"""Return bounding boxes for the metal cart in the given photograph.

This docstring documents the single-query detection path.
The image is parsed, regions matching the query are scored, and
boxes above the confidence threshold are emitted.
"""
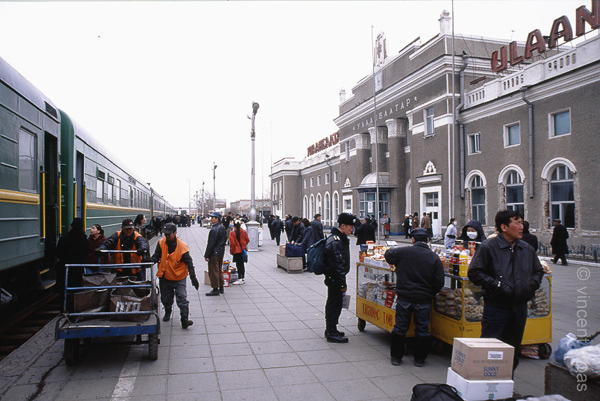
[55,251,160,365]
[355,261,416,336]
[430,273,553,358]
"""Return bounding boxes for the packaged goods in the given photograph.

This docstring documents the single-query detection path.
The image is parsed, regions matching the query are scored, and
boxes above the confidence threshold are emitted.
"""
[451,338,514,380]
[446,367,514,401]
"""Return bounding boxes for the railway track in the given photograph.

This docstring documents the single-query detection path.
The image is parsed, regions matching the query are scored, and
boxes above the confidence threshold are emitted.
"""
[0,294,60,362]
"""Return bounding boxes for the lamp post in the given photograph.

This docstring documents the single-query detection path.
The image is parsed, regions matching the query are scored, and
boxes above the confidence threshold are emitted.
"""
[212,163,217,212]
[201,181,205,218]
[247,102,260,251]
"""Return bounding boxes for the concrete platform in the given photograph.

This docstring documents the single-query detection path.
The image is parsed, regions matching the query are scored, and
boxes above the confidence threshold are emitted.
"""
[1,225,599,400]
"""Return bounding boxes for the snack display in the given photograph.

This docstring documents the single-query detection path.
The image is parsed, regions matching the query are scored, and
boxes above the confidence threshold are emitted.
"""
[528,286,550,317]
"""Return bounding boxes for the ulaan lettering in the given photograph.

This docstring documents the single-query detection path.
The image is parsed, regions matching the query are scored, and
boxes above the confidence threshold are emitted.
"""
[491,1,599,72]
[307,132,340,157]
[353,96,418,131]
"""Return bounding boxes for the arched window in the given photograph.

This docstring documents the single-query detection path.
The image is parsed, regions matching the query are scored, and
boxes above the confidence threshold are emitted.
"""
[505,170,524,214]
[470,175,486,225]
[324,193,330,225]
[303,196,308,218]
[309,195,315,218]
[333,192,339,222]
[550,165,574,228]
[316,194,322,216]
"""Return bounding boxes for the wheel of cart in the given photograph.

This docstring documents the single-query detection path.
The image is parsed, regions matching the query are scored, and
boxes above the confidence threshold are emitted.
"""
[55,251,160,365]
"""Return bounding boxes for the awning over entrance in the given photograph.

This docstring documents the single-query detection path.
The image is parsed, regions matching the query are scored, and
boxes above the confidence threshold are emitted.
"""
[359,172,390,189]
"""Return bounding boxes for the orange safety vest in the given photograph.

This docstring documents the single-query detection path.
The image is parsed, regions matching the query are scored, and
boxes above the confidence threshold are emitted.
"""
[156,237,190,281]
[114,231,142,274]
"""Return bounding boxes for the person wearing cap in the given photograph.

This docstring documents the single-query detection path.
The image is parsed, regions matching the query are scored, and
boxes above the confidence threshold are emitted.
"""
[289,216,305,245]
[323,212,357,343]
[204,212,227,296]
[150,223,198,328]
[98,218,149,280]
[550,218,569,265]
[271,215,284,246]
[384,227,444,367]
[311,213,325,244]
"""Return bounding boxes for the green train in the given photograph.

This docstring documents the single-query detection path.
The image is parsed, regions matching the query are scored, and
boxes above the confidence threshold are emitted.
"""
[0,55,175,300]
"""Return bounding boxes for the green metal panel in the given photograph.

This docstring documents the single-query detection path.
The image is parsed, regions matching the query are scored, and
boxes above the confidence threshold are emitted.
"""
[59,110,75,234]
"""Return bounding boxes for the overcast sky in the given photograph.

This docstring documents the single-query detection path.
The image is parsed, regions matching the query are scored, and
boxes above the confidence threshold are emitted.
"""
[0,0,591,208]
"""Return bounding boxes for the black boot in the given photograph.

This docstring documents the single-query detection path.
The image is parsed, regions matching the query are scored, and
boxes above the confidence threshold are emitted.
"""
[390,333,406,366]
[163,308,172,322]
[325,329,348,343]
[205,288,220,296]
[181,317,194,329]
[413,336,431,367]
[219,285,224,294]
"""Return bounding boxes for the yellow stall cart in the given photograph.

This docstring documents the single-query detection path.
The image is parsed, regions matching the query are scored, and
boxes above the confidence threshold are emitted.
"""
[430,273,553,359]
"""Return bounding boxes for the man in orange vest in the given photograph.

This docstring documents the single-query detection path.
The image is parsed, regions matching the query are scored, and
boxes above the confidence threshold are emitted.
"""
[150,222,199,329]
[98,218,149,280]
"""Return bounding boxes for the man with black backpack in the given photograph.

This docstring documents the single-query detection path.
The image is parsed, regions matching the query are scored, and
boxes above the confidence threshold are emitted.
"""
[323,212,357,343]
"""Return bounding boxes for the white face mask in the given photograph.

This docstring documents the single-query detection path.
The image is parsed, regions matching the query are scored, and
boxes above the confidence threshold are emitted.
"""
[467,231,478,239]
[453,221,457,226]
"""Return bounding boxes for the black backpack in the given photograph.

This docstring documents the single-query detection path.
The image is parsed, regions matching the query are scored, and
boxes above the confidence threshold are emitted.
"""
[410,384,464,401]
[306,237,328,274]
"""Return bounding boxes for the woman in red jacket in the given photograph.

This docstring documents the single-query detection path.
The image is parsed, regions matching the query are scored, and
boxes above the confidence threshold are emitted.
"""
[229,220,250,285]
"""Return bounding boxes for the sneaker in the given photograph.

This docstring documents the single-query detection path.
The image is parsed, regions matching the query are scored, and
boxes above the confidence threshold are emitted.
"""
[391,357,402,366]
[232,280,243,285]
[414,358,425,367]
[162,309,171,322]
[205,288,220,296]
[326,333,349,343]
[219,286,224,294]
[181,319,194,329]
[240,278,245,284]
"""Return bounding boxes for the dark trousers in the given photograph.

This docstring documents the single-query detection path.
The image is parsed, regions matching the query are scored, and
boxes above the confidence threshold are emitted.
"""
[481,303,528,371]
[207,255,224,289]
[392,299,432,361]
[274,231,281,246]
[325,284,344,332]
[553,254,568,264]
[233,253,245,279]
[159,277,189,319]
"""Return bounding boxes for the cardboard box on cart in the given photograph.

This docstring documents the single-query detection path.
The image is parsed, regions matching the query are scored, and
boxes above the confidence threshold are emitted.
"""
[451,338,514,380]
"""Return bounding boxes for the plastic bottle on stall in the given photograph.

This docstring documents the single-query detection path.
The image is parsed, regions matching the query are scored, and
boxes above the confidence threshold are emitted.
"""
[452,247,460,276]
[445,248,451,273]
[459,249,469,277]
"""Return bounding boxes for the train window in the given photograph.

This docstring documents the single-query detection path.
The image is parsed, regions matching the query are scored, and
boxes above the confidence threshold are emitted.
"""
[18,129,37,191]
[96,179,104,202]
[129,186,133,207]
[115,179,121,203]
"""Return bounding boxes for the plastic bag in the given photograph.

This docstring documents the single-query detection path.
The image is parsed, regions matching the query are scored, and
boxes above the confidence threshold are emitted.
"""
[563,344,600,380]
[554,333,587,365]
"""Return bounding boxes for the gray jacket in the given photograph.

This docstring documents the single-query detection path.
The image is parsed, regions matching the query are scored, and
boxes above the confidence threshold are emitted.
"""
[468,233,544,308]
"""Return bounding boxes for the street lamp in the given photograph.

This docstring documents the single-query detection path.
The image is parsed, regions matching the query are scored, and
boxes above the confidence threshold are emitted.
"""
[247,102,260,251]
[213,163,217,212]
[249,102,259,221]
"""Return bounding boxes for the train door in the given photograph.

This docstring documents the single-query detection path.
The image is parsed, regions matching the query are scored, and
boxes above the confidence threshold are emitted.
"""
[43,132,59,261]
[75,152,84,218]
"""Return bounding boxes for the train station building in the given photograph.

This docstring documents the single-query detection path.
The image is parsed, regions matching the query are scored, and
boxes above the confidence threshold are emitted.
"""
[271,7,600,248]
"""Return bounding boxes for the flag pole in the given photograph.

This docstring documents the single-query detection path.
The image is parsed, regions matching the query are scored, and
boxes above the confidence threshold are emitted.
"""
[371,26,381,245]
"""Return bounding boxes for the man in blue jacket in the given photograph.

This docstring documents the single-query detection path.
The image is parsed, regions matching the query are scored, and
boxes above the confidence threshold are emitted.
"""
[204,212,227,296]
[384,228,444,367]
[468,210,544,372]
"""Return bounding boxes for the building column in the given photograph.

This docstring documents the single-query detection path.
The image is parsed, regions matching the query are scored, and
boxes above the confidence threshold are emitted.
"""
[368,126,388,174]
[386,118,406,234]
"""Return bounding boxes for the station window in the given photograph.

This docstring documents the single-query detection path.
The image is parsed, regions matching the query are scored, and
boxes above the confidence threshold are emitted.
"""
[550,165,574,228]
[504,123,521,147]
[470,175,486,225]
[325,173,330,185]
[425,107,435,136]
[468,133,481,154]
[317,175,321,186]
[304,179,307,189]
[18,129,37,192]
[334,171,339,182]
[505,171,524,214]
[310,177,314,187]
[550,110,571,137]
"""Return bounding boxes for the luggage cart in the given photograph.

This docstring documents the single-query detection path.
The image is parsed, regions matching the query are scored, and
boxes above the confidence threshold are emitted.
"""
[55,250,160,365]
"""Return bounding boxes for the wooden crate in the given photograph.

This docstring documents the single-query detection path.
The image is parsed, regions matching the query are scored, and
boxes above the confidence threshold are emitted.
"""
[277,254,304,273]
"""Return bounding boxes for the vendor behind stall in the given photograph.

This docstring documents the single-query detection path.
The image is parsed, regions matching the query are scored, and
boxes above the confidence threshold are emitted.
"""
[458,220,487,246]
[384,228,445,367]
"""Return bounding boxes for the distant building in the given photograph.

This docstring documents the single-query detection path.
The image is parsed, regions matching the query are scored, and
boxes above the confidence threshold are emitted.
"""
[272,7,600,247]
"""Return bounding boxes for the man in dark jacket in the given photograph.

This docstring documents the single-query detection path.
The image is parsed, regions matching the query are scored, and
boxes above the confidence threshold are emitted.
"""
[271,215,284,246]
[355,217,376,245]
[323,213,357,343]
[56,218,89,311]
[384,228,444,367]
[521,220,538,252]
[98,218,149,280]
[550,218,569,265]
[311,214,325,244]
[284,215,294,242]
[289,216,305,244]
[204,212,227,296]
[468,210,544,372]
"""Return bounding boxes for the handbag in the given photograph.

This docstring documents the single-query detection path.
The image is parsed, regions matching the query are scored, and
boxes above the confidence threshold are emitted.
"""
[242,249,248,263]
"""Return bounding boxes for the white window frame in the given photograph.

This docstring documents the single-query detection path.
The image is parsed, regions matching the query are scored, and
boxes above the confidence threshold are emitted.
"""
[303,179,307,189]
[325,173,330,185]
[342,195,353,213]
[504,122,521,148]
[468,132,481,155]
[317,175,321,186]
[333,170,339,183]
[549,109,571,138]
[310,177,314,187]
